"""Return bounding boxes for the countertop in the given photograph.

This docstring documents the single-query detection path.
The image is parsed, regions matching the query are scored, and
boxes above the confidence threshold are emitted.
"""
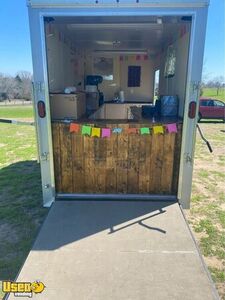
[52,116,182,125]
[103,101,153,104]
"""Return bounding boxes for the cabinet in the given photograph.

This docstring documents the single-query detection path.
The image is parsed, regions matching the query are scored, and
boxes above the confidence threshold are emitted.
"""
[50,93,86,119]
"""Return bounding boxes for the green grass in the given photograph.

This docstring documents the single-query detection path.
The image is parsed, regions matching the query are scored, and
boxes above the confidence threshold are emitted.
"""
[202,88,225,102]
[198,169,210,179]
[209,267,225,283]
[0,106,34,119]
[0,107,48,299]
[190,122,225,298]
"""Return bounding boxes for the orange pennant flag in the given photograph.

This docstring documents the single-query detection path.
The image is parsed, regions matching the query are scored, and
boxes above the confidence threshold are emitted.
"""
[70,123,80,133]
[127,128,138,134]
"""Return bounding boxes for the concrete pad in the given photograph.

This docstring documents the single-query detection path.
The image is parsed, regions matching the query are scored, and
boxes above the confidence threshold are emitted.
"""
[7,201,218,300]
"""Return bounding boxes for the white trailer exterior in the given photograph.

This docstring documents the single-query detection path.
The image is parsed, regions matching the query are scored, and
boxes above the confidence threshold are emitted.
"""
[27,0,209,208]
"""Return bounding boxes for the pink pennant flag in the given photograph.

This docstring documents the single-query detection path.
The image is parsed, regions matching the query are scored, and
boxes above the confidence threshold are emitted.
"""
[166,123,177,133]
[136,55,141,61]
[102,128,111,138]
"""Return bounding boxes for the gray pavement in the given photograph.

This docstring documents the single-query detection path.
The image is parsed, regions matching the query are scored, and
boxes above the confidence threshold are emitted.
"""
[7,201,219,300]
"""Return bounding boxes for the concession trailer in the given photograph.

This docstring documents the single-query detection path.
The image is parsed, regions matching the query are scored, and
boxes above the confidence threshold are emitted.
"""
[6,1,221,300]
[28,0,209,209]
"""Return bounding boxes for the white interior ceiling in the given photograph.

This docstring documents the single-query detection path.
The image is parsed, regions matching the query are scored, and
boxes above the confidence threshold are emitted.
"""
[49,16,191,54]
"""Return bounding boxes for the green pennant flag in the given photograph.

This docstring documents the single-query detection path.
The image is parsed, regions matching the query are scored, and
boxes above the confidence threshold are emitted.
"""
[82,125,91,136]
[140,127,150,135]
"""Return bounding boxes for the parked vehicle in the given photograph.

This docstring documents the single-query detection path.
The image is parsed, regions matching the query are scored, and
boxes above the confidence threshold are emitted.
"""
[199,98,225,121]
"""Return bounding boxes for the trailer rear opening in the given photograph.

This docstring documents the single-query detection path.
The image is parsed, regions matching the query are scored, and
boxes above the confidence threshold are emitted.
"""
[44,15,191,199]
[7,2,218,300]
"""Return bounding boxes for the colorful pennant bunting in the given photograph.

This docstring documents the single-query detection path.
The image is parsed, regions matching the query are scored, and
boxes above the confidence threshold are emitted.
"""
[82,125,91,136]
[166,123,177,133]
[91,127,101,137]
[112,128,123,134]
[70,123,80,133]
[153,126,164,134]
[140,127,150,135]
[102,128,111,138]
[70,124,177,137]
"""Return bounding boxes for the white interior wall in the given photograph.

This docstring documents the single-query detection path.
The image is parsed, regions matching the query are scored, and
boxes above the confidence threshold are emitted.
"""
[46,25,84,92]
[157,32,190,117]
[46,23,189,109]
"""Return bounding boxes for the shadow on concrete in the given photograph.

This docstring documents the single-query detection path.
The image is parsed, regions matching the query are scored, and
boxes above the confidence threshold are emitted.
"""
[0,161,174,251]
[32,200,174,250]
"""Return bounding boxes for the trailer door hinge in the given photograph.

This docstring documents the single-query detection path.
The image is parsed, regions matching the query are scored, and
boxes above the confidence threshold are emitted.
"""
[33,82,45,93]
[40,152,49,161]
[185,153,193,164]
[191,81,200,92]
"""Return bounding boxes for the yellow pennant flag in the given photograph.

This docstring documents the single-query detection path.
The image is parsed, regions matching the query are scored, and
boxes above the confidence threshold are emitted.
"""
[153,125,164,134]
[91,127,101,137]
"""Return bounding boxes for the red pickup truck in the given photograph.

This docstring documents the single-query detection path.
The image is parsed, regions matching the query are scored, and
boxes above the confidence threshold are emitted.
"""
[198,98,225,122]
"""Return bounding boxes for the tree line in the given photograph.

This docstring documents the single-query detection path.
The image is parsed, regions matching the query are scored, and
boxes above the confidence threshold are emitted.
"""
[0,71,32,101]
[201,76,225,95]
[0,71,224,101]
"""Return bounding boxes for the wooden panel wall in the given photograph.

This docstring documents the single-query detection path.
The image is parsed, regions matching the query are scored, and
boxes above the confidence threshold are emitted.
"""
[52,123,182,195]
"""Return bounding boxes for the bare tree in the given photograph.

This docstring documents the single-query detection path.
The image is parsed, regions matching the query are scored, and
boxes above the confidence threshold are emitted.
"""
[0,71,33,101]
[212,76,224,96]
[0,73,19,99]
[16,71,33,100]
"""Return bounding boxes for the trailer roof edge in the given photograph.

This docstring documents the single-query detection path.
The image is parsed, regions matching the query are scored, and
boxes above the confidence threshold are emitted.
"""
[27,1,209,9]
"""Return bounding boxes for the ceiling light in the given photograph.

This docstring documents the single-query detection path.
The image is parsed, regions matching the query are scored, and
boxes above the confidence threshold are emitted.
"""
[157,18,163,24]
[95,41,114,45]
[112,40,121,47]
[93,49,148,55]
[67,23,162,30]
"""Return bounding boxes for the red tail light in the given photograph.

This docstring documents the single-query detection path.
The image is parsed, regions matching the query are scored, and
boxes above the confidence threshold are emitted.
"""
[37,101,46,118]
[188,101,197,119]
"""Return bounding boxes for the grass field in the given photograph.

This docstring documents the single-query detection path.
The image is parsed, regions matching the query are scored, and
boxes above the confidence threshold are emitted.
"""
[0,106,48,299]
[202,87,225,102]
[0,104,224,299]
[0,106,34,119]
[187,121,225,299]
